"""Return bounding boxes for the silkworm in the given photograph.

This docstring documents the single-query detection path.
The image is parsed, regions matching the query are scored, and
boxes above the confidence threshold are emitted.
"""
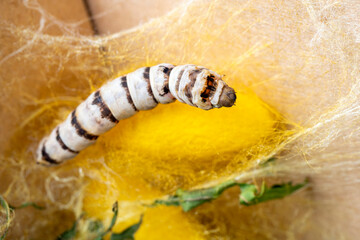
[36,64,236,166]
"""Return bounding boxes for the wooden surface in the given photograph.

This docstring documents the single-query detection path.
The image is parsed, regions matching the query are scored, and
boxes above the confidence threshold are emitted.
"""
[87,0,185,34]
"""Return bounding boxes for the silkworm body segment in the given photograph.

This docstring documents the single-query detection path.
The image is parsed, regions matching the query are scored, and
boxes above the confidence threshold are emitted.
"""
[37,64,236,165]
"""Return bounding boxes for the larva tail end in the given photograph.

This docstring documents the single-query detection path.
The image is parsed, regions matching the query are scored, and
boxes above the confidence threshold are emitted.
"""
[36,139,60,167]
[219,85,236,107]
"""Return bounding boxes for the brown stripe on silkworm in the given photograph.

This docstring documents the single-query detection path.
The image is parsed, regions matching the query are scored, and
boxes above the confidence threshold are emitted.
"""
[55,127,79,154]
[207,74,216,88]
[159,85,170,97]
[200,74,217,101]
[207,75,217,98]
[71,110,99,140]
[159,66,173,96]
[176,69,185,93]
[143,67,158,104]
[163,66,172,75]
[184,68,204,105]
[200,89,210,99]
[120,76,138,112]
[41,144,59,165]
[92,90,119,123]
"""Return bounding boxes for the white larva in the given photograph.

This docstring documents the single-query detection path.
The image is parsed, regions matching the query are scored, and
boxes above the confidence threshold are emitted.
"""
[37,64,236,166]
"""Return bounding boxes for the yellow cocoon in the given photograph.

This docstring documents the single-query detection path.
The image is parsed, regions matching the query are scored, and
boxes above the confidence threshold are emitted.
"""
[105,92,275,161]
[81,90,278,238]
[134,206,205,240]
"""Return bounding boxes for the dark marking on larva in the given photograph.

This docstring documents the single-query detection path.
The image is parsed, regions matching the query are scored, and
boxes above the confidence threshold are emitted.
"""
[200,74,217,102]
[207,75,215,84]
[206,74,217,98]
[208,86,216,91]
[163,67,171,75]
[159,85,170,97]
[92,91,119,123]
[71,110,99,140]
[56,127,79,154]
[184,85,193,104]
[41,144,59,164]
[143,67,158,104]
[143,67,150,79]
[159,66,173,96]
[185,68,204,105]
[200,90,210,98]
[120,76,138,111]
[189,69,203,82]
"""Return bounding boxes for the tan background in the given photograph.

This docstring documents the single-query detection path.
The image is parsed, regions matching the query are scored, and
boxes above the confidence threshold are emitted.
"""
[0,0,359,239]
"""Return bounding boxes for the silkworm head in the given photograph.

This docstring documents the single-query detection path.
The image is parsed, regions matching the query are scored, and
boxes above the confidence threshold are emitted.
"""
[195,69,236,110]
[218,84,236,107]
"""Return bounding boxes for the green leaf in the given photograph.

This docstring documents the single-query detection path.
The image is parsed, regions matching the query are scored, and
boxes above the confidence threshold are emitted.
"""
[108,202,119,232]
[56,202,120,240]
[153,179,308,212]
[0,196,44,240]
[9,202,45,210]
[88,220,104,234]
[238,183,257,204]
[152,196,180,207]
[110,215,143,240]
[239,181,307,206]
[57,215,82,240]
[0,195,11,240]
[94,201,119,240]
[153,180,237,212]
[177,180,237,211]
